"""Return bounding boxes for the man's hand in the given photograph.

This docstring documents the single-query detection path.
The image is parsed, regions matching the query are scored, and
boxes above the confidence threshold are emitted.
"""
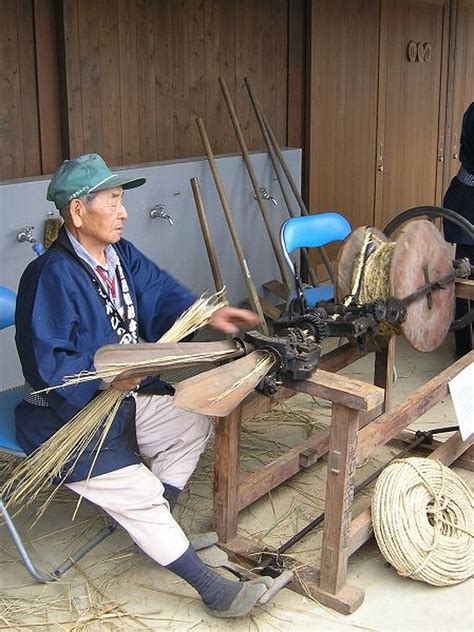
[111,375,142,392]
[208,306,260,335]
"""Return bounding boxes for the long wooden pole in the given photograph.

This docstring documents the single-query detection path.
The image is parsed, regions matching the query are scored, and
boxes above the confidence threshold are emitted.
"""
[196,117,269,335]
[243,76,319,287]
[190,177,225,294]
[244,78,335,285]
[218,77,292,288]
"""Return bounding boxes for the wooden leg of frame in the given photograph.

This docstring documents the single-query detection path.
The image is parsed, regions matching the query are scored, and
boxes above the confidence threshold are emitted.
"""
[213,405,242,542]
[319,404,361,597]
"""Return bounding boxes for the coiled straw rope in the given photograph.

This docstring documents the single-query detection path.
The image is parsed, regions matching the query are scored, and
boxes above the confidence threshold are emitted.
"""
[372,457,473,586]
[348,230,399,335]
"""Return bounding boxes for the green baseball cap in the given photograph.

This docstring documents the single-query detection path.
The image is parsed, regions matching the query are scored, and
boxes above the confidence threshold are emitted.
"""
[47,153,146,210]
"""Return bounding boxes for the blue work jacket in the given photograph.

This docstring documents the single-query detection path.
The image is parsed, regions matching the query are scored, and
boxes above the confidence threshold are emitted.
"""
[14,228,196,482]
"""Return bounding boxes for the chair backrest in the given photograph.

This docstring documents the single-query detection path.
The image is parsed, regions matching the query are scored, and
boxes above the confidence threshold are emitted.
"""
[0,287,16,331]
[280,212,351,272]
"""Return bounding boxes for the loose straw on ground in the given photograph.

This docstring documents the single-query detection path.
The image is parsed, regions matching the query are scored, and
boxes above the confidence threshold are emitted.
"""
[372,457,473,586]
[2,291,228,517]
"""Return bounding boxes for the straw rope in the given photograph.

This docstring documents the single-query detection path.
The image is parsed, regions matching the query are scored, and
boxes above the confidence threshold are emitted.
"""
[348,231,400,335]
[372,457,473,586]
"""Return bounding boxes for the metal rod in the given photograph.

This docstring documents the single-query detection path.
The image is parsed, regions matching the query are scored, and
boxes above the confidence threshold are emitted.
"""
[243,76,319,288]
[190,177,225,294]
[218,77,291,288]
[195,117,269,335]
[250,85,335,285]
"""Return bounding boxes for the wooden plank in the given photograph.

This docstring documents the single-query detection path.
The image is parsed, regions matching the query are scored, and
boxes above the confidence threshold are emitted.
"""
[238,401,377,510]
[239,427,331,510]
[235,0,259,148]
[428,430,474,465]
[172,0,190,159]
[454,445,474,471]
[287,369,384,412]
[213,405,242,542]
[98,0,122,166]
[118,0,139,164]
[319,405,359,593]
[154,0,174,160]
[136,0,156,162]
[203,0,236,154]
[78,0,103,154]
[222,534,364,614]
[0,0,23,179]
[287,0,306,148]
[393,431,474,471]
[188,0,206,157]
[33,0,62,174]
[257,296,282,321]
[356,350,474,464]
[63,0,84,156]
[263,279,289,300]
[16,0,41,175]
[309,0,379,238]
[455,279,474,300]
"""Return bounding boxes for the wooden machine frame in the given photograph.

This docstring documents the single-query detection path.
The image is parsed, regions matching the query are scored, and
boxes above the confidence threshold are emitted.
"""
[211,279,474,614]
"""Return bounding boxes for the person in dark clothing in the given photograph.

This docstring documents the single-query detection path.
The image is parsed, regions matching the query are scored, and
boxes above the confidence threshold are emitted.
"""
[14,153,272,617]
[443,102,474,357]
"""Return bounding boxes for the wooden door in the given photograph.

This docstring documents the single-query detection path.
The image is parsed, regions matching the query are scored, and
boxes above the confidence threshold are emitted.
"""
[374,0,449,229]
[444,0,474,190]
[307,0,380,233]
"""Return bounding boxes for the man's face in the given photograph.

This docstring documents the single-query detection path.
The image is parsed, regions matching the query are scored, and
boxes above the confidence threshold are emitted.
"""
[74,187,128,248]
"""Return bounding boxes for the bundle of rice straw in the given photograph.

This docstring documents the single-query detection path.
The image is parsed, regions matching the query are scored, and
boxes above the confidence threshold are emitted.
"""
[3,291,227,517]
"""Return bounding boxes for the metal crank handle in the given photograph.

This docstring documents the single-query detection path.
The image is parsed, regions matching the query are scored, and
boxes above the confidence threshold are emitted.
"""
[258,569,293,604]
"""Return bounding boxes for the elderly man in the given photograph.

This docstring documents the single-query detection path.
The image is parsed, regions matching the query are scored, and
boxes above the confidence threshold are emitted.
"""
[15,154,270,617]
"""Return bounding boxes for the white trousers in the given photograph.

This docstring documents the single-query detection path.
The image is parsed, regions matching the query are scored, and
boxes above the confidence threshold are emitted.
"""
[67,394,212,565]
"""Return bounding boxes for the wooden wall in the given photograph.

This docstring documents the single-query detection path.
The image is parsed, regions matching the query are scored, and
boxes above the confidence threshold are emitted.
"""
[307,0,474,239]
[0,0,306,180]
[0,0,42,180]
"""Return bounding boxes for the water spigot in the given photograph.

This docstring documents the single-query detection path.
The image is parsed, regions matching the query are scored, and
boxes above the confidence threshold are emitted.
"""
[258,188,277,206]
[149,204,174,225]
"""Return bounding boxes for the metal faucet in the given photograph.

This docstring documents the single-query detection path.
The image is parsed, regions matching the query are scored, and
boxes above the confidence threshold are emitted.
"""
[149,204,174,225]
[258,187,277,206]
[16,226,45,256]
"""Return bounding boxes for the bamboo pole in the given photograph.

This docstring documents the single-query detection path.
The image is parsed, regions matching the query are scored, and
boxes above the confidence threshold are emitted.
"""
[243,76,319,288]
[243,77,335,285]
[190,177,225,294]
[218,76,292,288]
[196,117,269,335]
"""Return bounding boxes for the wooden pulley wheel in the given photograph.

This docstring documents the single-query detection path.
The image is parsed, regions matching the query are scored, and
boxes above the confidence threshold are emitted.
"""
[335,220,455,352]
[390,220,454,352]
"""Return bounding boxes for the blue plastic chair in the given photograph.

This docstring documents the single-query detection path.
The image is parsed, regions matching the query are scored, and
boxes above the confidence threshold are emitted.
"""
[280,212,351,307]
[0,286,115,582]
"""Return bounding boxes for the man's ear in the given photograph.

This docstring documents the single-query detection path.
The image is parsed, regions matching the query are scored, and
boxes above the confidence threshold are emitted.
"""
[69,198,86,229]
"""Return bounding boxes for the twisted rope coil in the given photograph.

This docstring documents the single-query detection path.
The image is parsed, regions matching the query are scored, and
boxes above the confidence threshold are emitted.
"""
[372,457,473,586]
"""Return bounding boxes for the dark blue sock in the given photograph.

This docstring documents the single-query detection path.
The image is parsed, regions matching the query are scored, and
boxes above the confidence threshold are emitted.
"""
[162,483,181,512]
[166,545,242,611]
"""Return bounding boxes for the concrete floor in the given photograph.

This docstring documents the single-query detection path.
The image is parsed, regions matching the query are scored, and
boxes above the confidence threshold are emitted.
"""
[0,336,472,631]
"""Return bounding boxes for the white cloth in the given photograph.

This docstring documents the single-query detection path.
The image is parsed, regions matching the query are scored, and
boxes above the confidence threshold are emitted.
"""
[67,394,212,565]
